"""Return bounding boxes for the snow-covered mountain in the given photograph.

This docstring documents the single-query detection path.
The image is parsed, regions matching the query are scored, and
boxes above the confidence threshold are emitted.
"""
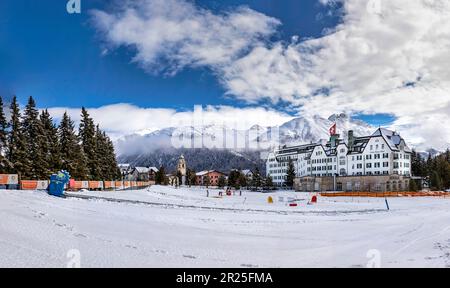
[260,113,373,147]
[115,113,374,172]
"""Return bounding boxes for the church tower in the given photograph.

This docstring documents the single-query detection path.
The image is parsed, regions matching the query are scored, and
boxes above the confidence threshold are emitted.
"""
[177,155,187,185]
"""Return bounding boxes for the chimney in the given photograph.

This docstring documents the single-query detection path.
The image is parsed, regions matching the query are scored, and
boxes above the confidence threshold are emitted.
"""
[348,130,354,151]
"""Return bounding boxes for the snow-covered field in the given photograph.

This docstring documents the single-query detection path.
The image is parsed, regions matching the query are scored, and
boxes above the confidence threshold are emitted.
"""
[1,186,450,268]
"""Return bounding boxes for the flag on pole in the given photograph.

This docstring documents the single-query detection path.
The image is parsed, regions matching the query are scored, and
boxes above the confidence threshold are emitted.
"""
[329,123,336,136]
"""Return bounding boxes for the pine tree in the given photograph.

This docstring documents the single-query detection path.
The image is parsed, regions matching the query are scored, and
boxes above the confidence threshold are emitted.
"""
[218,175,226,188]
[59,112,88,179]
[285,159,296,188]
[203,175,211,188]
[251,166,262,189]
[265,175,274,188]
[430,171,443,191]
[435,155,450,190]
[40,109,61,174]
[93,126,121,181]
[0,96,10,172]
[409,179,419,192]
[22,96,48,179]
[105,132,121,180]
[95,125,108,180]
[155,166,167,185]
[227,170,240,188]
[79,108,98,180]
[412,150,427,177]
[238,172,247,189]
[7,96,30,177]
[186,168,196,187]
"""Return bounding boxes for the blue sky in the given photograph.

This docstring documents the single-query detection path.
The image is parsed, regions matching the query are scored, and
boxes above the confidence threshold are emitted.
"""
[0,0,340,110]
[1,0,449,150]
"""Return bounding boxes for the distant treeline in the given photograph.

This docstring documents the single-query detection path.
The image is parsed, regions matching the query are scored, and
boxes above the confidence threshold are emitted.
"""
[411,149,450,190]
[0,96,121,180]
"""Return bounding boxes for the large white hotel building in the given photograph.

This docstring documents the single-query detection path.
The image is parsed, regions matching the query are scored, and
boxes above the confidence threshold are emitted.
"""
[266,128,412,187]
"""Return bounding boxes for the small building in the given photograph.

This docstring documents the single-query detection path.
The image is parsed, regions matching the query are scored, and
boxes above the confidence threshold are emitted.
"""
[118,163,131,175]
[148,167,159,181]
[119,164,134,180]
[195,170,226,186]
[130,167,151,181]
[167,174,179,187]
[242,169,254,182]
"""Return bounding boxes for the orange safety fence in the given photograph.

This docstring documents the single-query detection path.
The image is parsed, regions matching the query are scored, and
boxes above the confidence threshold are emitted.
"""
[9,179,153,191]
[320,191,450,198]
[104,181,115,189]
[70,181,86,190]
[0,174,19,185]
[88,181,103,189]
[21,180,38,190]
[20,180,48,190]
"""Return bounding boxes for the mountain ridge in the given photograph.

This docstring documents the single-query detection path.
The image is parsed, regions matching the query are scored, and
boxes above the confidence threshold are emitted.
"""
[116,113,375,173]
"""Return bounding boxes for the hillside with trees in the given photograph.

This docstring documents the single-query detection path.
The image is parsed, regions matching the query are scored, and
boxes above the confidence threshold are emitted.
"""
[411,149,450,190]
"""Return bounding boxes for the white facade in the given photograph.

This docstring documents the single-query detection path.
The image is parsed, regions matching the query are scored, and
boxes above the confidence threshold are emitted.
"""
[266,128,412,187]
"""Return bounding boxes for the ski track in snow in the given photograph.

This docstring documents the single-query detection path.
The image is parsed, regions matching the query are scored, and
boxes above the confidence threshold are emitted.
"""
[1,186,450,268]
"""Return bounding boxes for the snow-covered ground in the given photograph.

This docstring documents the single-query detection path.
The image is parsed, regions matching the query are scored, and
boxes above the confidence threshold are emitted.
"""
[1,186,450,268]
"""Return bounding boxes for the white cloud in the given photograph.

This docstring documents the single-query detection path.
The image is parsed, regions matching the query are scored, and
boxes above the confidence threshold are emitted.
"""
[91,0,450,150]
[91,0,280,75]
[46,103,293,140]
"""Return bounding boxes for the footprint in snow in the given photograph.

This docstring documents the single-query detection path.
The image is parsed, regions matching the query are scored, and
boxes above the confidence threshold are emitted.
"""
[183,255,197,259]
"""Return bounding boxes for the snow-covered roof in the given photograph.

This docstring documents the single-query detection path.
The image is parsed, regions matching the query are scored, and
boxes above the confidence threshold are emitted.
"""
[148,167,159,173]
[273,128,412,159]
[134,167,150,173]
[242,169,253,176]
[196,170,224,176]
[196,170,211,176]
[372,128,411,152]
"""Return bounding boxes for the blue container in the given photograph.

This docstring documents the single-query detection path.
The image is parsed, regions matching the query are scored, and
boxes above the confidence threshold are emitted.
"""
[48,170,70,197]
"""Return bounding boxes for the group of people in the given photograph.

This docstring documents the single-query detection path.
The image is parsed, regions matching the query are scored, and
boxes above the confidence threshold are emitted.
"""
[208,188,242,197]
